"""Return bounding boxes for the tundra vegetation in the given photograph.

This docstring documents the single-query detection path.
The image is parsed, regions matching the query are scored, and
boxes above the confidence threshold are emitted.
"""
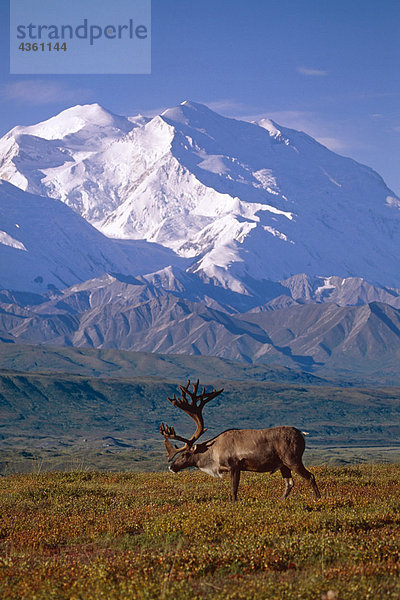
[1,352,399,598]
[0,465,399,600]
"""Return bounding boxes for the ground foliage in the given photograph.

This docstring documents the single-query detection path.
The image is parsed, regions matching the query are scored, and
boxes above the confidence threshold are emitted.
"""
[0,465,399,599]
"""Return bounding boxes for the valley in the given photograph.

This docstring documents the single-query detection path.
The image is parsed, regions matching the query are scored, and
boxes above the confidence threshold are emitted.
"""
[0,343,399,474]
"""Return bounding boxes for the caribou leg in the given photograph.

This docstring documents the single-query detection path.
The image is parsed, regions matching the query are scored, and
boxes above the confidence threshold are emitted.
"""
[230,468,241,502]
[291,462,321,499]
[280,466,294,499]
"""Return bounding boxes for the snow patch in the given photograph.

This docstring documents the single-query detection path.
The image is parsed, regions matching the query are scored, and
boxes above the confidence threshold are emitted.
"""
[315,277,336,295]
[320,167,342,187]
[253,169,280,195]
[198,155,228,174]
[263,225,293,243]
[257,118,281,137]
[0,229,27,251]
[386,195,400,209]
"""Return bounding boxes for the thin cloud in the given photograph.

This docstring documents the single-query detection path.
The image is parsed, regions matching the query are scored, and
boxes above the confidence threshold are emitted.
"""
[269,112,347,152]
[202,99,247,114]
[3,80,91,105]
[128,98,247,118]
[315,136,347,151]
[241,109,315,130]
[128,103,176,117]
[239,109,348,153]
[259,110,315,127]
[137,105,168,117]
[297,66,327,76]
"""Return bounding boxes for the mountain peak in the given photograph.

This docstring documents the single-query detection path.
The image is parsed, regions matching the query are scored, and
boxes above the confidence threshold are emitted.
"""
[161,100,225,127]
[13,103,133,141]
[180,100,210,111]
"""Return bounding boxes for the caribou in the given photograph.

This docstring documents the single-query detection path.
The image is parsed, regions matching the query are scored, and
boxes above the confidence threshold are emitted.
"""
[160,379,321,501]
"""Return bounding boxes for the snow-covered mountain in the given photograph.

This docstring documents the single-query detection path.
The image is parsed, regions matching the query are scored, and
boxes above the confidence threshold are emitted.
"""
[1,101,399,293]
[0,180,184,292]
[1,99,400,379]
[0,104,148,222]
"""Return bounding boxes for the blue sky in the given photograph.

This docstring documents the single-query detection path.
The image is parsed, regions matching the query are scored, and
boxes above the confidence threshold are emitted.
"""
[1,0,399,194]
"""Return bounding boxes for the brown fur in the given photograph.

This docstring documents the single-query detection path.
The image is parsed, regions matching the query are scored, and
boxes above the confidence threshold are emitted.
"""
[169,426,321,501]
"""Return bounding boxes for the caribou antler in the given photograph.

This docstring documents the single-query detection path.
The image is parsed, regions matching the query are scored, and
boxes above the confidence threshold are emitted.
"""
[159,423,190,445]
[160,379,223,461]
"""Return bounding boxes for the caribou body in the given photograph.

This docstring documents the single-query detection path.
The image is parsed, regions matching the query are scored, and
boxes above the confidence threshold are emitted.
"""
[160,380,321,501]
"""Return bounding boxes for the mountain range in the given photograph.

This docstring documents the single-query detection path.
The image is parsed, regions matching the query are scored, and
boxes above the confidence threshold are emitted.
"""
[1,274,400,381]
[0,101,399,381]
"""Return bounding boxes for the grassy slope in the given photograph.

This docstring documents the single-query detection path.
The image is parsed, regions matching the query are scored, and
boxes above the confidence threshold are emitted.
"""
[2,339,400,386]
[0,467,399,600]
